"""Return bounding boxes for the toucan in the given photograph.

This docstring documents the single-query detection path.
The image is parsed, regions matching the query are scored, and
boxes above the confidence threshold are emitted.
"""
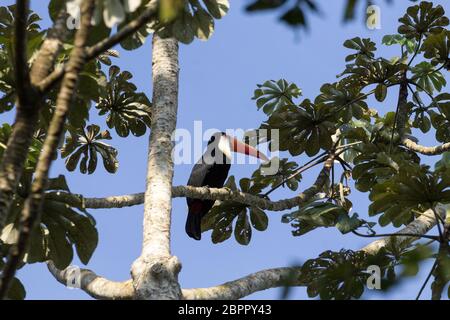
[186,132,268,240]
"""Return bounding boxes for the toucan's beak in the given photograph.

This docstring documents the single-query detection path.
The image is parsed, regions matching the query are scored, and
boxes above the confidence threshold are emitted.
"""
[228,135,269,162]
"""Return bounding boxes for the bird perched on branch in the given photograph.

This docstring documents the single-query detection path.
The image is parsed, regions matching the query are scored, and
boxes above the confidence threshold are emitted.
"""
[186,132,268,240]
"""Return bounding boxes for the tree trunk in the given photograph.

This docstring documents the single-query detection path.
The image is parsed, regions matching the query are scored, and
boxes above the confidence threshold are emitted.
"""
[131,34,182,300]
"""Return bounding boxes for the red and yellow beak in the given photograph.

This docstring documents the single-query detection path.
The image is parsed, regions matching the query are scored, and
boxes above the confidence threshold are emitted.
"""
[228,135,269,162]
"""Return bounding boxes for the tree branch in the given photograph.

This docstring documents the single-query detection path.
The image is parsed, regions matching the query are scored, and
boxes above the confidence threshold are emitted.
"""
[47,262,134,300]
[13,0,33,108]
[37,0,159,93]
[401,138,450,156]
[0,0,36,233]
[130,34,182,300]
[0,6,69,233]
[361,207,442,255]
[30,9,69,84]
[46,160,331,212]
[0,0,96,299]
[182,267,302,300]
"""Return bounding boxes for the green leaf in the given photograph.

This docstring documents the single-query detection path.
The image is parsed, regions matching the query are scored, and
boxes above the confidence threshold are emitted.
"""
[382,34,416,54]
[249,207,268,231]
[193,8,214,40]
[335,212,364,234]
[45,220,74,269]
[343,37,376,62]
[411,61,446,94]
[97,65,152,138]
[398,2,449,40]
[172,11,195,44]
[62,125,119,174]
[282,202,347,236]
[234,210,251,245]
[60,210,98,265]
[375,83,387,102]
[252,79,302,116]
[203,0,229,19]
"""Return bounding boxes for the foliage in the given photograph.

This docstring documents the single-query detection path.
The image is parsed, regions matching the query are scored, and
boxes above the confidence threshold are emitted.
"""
[299,249,395,300]
[96,65,152,137]
[0,0,450,301]
[197,1,450,300]
[61,124,119,174]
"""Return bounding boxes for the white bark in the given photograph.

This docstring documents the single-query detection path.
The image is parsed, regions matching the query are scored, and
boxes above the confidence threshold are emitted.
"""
[182,267,302,300]
[47,262,134,300]
[48,170,330,211]
[130,34,182,300]
[361,207,442,254]
[401,138,450,156]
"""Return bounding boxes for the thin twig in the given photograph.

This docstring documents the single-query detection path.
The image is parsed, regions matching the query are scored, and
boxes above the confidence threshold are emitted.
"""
[263,151,328,197]
[352,229,439,241]
[415,259,438,300]
[407,35,422,68]
[432,208,444,241]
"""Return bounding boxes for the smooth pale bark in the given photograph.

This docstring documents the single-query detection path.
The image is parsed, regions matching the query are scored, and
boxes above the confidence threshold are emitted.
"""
[47,262,134,300]
[182,267,302,300]
[131,34,182,300]
[361,207,441,254]
[45,166,330,211]
[401,138,450,156]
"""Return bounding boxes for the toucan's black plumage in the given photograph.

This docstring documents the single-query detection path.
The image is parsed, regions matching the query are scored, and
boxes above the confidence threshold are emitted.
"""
[186,133,230,240]
[185,132,268,240]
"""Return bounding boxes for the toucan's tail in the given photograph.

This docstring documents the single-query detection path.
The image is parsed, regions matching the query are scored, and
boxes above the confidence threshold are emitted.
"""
[185,211,202,240]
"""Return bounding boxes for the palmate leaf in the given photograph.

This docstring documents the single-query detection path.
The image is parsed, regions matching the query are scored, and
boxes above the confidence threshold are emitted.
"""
[339,56,406,89]
[62,124,119,174]
[398,2,449,40]
[250,158,302,192]
[63,0,143,29]
[429,93,450,143]
[315,83,368,122]
[382,34,416,54]
[0,124,43,171]
[411,105,432,134]
[263,99,336,157]
[156,0,229,44]
[435,152,450,172]
[343,37,376,62]
[0,5,43,113]
[299,249,395,300]
[352,144,420,192]
[252,79,302,116]
[2,175,98,270]
[97,65,152,137]
[421,30,450,69]
[282,201,365,236]
[369,166,450,227]
[0,5,41,39]
[202,176,269,245]
[411,61,446,94]
[245,0,318,29]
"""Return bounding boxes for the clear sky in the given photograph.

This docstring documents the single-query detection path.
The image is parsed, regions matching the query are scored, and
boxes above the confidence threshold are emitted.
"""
[2,0,449,299]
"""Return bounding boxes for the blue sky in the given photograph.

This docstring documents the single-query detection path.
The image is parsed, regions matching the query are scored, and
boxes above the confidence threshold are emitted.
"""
[2,0,449,299]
